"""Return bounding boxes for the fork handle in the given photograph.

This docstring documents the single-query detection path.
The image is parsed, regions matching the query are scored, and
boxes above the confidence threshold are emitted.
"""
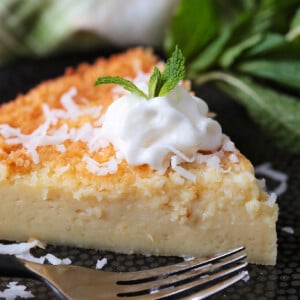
[0,254,37,279]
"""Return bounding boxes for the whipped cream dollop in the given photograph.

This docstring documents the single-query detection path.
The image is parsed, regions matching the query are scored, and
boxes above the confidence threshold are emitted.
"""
[101,85,222,171]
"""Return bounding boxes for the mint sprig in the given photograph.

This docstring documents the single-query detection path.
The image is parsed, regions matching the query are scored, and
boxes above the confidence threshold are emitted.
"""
[94,46,185,99]
[94,76,148,99]
[152,45,185,97]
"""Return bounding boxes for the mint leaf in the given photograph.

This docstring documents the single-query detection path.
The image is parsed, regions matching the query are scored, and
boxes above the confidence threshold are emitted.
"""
[147,46,185,98]
[94,76,148,99]
[148,66,162,98]
[159,46,185,96]
[95,47,185,99]
[148,46,185,98]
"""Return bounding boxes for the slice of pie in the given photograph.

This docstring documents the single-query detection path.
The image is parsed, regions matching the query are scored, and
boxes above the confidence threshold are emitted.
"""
[0,48,278,265]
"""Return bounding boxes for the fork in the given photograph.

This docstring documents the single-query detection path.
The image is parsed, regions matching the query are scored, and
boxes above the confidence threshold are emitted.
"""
[0,246,248,300]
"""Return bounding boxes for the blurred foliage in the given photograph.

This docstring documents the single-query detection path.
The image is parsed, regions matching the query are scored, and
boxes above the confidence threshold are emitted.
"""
[165,0,300,153]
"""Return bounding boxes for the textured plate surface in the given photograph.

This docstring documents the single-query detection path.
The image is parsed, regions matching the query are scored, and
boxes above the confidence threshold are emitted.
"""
[0,50,299,299]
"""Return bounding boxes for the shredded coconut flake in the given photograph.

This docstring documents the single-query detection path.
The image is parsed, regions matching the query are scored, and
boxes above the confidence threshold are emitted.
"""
[170,155,196,183]
[255,162,288,196]
[241,270,250,282]
[149,286,160,295]
[86,128,110,152]
[255,162,288,182]
[222,137,236,152]
[257,178,266,189]
[0,282,34,300]
[83,155,118,176]
[0,240,43,255]
[196,152,223,171]
[43,254,72,265]
[206,156,221,169]
[229,153,239,163]
[281,226,295,235]
[95,258,108,269]
[56,144,66,153]
[266,193,277,207]
[183,256,195,262]
[57,164,70,173]
[172,164,196,183]
[0,87,104,164]
[167,146,195,163]
[50,87,102,121]
[0,241,71,265]
[166,136,238,181]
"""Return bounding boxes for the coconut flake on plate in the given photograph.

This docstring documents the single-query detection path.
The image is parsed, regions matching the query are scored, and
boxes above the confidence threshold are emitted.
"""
[0,240,71,265]
[255,162,288,196]
[0,281,34,300]
[281,226,295,235]
[95,258,108,269]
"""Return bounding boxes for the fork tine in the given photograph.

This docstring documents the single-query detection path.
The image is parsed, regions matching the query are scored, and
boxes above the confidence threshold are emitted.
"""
[120,261,248,299]
[181,270,249,300]
[117,246,246,283]
[117,250,247,294]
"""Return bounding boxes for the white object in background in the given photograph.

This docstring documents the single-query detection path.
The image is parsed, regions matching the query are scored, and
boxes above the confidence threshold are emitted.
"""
[76,0,180,46]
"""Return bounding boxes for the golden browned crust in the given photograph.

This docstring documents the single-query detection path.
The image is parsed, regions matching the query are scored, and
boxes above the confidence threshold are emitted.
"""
[0,48,158,179]
[0,47,249,185]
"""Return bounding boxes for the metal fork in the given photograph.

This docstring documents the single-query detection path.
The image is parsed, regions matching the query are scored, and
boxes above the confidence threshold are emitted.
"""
[0,246,248,299]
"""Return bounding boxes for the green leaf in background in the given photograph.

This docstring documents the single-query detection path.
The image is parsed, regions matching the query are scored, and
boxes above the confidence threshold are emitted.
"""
[219,2,275,48]
[164,0,219,61]
[287,8,300,40]
[197,72,300,153]
[212,0,299,58]
[213,0,256,24]
[0,0,50,62]
[219,33,263,68]
[250,0,299,34]
[166,0,300,153]
[237,33,300,61]
[187,11,253,75]
[219,76,300,153]
[242,33,286,57]
[188,26,233,75]
[214,0,298,65]
[238,60,300,90]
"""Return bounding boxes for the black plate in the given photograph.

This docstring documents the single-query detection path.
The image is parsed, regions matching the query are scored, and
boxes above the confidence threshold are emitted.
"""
[0,50,299,299]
